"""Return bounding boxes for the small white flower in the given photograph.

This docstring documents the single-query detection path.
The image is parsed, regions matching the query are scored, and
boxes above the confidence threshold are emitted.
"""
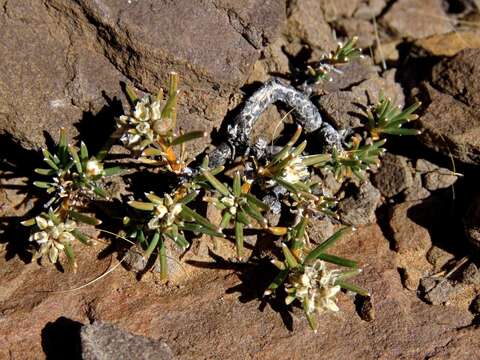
[154,204,168,219]
[29,216,78,264]
[220,196,235,208]
[151,101,162,120]
[133,99,150,121]
[285,260,341,316]
[135,122,151,134]
[35,216,49,230]
[281,158,309,184]
[86,159,104,177]
[30,231,49,244]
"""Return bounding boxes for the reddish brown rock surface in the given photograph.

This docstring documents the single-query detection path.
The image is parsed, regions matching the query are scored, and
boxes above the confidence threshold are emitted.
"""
[0,225,477,359]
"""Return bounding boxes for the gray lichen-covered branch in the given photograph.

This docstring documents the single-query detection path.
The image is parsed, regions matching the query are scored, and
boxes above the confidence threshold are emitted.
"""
[207,78,344,169]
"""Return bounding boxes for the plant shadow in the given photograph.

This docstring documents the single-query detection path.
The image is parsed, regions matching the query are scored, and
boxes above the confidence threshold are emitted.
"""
[186,248,294,331]
[0,92,126,263]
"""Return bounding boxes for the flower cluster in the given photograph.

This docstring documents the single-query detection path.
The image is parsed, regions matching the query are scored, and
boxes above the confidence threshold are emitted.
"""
[117,96,167,151]
[26,213,77,265]
[285,260,341,315]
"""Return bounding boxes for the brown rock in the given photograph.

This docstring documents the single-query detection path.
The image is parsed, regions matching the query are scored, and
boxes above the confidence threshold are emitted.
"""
[0,0,286,154]
[382,0,452,39]
[415,159,459,191]
[338,181,381,226]
[389,202,432,256]
[286,0,336,51]
[354,0,388,19]
[334,18,375,48]
[389,201,433,289]
[460,263,480,285]
[320,0,361,21]
[424,171,459,191]
[0,225,475,359]
[426,325,480,359]
[420,277,455,305]
[431,49,480,108]
[403,173,431,201]
[317,69,404,129]
[418,84,480,164]
[415,31,480,57]
[426,246,455,271]
[372,153,413,198]
[374,40,401,64]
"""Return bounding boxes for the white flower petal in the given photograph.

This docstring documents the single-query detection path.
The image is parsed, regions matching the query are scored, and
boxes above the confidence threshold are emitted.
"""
[35,216,49,230]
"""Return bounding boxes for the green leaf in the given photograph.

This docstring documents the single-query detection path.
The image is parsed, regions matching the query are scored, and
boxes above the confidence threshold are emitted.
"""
[178,223,225,238]
[137,230,147,247]
[244,193,268,211]
[125,84,139,105]
[160,72,178,127]
[103,166,123,176]
[236,210,250,226]
[80,141,89,162]
[92,185,108,198]
[272,125,302,163]
[241,203,266,226]
[158,237,168,280]
[180,205,217,231]
[233,172,241,197]
[63,242,77,272]
[33,181,52,189]
[164,228,189,250]
[381,128,421,136]
[34,168,56,176]
[20,218,36,226]
[219,212,232,230]
[264,269,289,296]
[336,269,362,282]
[336,280,370,296]
[291,140,307,158]
[71,229,92,245]
[58,128,68,163]
[303,299,317,332]
[68,146,83,174]
[128,201,155,211]
[304,227,353,263]
[202,170,230,197]
[180,191,198,205]
[144,192,163,205]
[281,243,299,268]
[316,253,358,268]
[43,157,59,171]
[144,232,160,260]
[69,211,102,225]
[235,219,244,258]
[170,131,206,146]
[303,154,330,167]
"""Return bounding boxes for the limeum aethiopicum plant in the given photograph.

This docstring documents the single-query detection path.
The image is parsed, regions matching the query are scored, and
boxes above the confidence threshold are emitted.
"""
[21,38,421,331]
[21,128,122,271]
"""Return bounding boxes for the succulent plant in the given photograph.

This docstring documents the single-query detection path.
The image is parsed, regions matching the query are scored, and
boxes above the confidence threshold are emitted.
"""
[33,129,121,208]
[21,209,96,271]
[128,188,223,279]
[306,37,364,83]
[118,72,206,174]
[265,227,368,332]
[201,169,268,258]
[18,37,423,332]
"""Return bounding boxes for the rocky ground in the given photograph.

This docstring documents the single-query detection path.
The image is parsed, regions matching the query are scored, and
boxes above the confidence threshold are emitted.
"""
[1,0,480,359]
